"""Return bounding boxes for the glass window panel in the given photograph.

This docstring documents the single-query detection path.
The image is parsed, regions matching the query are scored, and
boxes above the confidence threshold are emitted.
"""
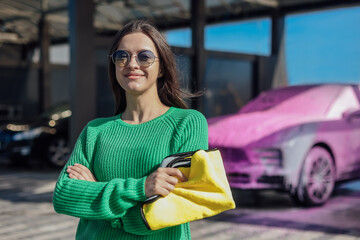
[175,55,191,91]
[205,19,270,55]
[204,57,252,117]
[96,65,114,117]
[164,28,192,48]
[50,44,69,65]
[51,67,70,104]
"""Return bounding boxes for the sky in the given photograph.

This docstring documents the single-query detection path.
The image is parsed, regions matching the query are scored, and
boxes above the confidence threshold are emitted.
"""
[285,6,360,85]
[165,5,360,86]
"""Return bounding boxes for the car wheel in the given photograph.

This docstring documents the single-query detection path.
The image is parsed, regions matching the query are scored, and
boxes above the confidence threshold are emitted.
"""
[293,146,335,207]
[47,138,70,167]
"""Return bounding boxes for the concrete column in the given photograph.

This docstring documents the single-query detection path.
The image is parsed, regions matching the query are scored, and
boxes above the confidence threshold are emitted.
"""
[191,0,206,111]
[38,14,51,112]
[271,11,288,88]
[68,0,96,146]
[252,57,259,98]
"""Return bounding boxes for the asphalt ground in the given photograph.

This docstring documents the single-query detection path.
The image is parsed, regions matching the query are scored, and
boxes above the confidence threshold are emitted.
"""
[0,157,359,240]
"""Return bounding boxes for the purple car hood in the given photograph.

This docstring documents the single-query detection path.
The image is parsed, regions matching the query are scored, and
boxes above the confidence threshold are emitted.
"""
[208,111,323,147]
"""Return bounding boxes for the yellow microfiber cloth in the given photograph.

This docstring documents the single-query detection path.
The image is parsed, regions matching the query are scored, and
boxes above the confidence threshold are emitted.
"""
[141,149,236,230]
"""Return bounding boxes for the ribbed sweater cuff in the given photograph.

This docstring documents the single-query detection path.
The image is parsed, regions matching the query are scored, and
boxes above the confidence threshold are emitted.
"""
[129,176,147,202]
[121,205,152,235]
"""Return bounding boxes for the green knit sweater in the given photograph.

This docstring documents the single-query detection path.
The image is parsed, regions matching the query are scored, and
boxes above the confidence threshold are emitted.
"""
[53,107,208,240]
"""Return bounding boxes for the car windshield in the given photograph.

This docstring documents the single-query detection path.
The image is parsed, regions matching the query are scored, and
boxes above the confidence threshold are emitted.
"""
[239,85,343,115]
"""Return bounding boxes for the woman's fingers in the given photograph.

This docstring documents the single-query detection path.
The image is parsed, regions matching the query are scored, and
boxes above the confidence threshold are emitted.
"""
[145,167,187,197]
[67,165,91,181]
[74,164,96,181]
[66,164,97,182]
[67,167,85,180]
[166,168,188,182]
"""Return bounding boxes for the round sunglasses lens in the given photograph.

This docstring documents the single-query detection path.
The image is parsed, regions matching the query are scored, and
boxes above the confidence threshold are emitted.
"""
[137,51,155,66]
[113,51,128,66]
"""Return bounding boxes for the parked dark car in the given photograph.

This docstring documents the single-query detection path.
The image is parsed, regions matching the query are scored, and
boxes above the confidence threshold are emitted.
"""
[0,103,71,167]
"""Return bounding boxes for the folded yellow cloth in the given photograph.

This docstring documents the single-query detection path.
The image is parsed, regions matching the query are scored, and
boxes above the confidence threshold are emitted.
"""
[141,149,236,230]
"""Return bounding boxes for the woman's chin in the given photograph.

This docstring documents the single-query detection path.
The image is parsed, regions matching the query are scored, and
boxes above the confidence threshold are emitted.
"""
[123,82,157,95]
[121,82,142,92]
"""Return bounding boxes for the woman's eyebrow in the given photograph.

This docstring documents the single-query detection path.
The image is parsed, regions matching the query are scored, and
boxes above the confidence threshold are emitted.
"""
[117,45,153,51]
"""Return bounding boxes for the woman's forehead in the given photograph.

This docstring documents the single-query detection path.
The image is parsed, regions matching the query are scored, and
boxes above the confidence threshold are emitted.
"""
[117,32,157,53]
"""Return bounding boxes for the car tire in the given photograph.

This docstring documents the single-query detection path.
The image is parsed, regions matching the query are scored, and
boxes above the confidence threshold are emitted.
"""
[47,137,70,167]
[292,146,335,207]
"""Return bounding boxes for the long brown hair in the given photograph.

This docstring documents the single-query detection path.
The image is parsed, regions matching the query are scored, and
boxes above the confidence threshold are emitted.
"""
[108,20,190,115]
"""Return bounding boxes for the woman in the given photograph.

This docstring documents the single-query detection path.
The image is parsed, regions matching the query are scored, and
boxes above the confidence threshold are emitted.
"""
[53,20,208,240]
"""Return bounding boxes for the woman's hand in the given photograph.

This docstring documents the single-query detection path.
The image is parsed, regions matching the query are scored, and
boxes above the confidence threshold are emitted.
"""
[145,168,187,197]
[66,163,97,182]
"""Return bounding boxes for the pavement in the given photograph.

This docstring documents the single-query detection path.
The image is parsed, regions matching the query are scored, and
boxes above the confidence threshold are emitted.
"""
[0,158,360,240]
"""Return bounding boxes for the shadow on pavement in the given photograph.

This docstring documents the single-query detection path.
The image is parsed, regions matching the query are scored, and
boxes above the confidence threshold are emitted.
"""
[210,183,360,237]
[0,157,61,203]
[209,210,360,237]
[231,189,295,209]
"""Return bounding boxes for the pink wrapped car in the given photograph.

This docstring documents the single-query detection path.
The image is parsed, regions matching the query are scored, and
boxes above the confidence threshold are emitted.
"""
[208,84,360,206]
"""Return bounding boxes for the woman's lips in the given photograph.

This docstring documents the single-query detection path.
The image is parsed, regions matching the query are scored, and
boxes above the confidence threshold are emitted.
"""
[126,73,143,80]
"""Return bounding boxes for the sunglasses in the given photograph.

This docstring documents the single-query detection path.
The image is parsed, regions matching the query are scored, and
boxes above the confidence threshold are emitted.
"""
[111,50,158,67]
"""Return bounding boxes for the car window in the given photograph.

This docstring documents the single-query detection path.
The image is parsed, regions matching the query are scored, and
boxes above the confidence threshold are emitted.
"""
[327,87,360,118]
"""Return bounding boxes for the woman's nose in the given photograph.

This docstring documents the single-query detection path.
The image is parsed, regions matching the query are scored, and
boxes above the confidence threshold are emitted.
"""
[127,55,139,69]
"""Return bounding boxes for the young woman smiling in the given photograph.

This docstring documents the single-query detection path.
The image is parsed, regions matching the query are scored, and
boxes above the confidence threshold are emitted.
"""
[53,20,208,240]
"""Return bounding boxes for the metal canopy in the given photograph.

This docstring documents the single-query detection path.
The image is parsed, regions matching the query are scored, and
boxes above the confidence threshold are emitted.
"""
[1,0,359,46]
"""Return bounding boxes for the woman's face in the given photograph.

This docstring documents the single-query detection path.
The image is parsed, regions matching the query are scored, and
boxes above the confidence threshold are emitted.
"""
[115,32,161,96]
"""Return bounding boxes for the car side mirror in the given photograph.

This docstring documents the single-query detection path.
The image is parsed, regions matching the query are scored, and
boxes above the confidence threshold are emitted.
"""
[343,109,360,121]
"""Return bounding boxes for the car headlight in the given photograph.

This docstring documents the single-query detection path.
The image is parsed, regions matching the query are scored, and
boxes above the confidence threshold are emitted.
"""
[254,148,282,167]
[13,127,56,141]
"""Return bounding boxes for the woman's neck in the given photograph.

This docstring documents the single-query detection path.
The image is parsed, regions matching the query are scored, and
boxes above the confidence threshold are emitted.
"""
[121,92,170,124]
